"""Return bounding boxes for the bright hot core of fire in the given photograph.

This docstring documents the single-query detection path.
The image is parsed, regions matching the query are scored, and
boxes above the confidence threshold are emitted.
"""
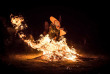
[10,14,79,61]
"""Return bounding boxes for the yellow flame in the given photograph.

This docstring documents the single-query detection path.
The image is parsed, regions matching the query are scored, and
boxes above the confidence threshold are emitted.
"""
[10,14,79,61]
[10,14,27,32]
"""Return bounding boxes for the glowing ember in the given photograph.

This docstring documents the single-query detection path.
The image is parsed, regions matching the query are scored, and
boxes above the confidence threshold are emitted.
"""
[10,14,79,61]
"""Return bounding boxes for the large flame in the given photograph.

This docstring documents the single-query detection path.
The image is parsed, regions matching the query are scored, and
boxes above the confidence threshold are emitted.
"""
[10,14,79,61]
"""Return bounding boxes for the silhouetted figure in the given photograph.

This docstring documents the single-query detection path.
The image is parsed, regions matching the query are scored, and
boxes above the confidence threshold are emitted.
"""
[43,16,66,41]
[43,21,49,35]
[49,22,60,40]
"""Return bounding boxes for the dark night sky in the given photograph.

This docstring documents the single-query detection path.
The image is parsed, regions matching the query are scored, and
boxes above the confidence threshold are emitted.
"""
[0,3,109,55]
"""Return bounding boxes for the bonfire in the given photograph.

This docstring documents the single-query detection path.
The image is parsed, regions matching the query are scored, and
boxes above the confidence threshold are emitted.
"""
[10,14,79,61]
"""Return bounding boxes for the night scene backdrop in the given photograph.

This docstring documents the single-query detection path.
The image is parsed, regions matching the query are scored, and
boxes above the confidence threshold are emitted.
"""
[0,2,109,74]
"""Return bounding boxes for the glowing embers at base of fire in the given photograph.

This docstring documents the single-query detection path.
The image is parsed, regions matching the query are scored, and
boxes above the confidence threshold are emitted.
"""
[10,14,79,61]
[41,50,77,61]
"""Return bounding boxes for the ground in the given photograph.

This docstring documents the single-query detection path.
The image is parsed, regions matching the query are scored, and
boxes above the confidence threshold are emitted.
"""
[0,53,110,74]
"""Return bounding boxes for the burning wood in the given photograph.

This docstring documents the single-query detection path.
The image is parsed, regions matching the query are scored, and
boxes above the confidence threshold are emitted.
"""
[10,14,79,61]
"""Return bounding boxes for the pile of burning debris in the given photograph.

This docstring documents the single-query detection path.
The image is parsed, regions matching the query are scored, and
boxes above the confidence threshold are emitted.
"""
[10,14,81,61]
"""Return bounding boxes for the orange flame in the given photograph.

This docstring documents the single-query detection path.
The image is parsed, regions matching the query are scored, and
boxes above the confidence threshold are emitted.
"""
[10,14,79,61]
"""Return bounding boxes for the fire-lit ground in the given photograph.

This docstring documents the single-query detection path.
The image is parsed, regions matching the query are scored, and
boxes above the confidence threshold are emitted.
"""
[0,53,110,74]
